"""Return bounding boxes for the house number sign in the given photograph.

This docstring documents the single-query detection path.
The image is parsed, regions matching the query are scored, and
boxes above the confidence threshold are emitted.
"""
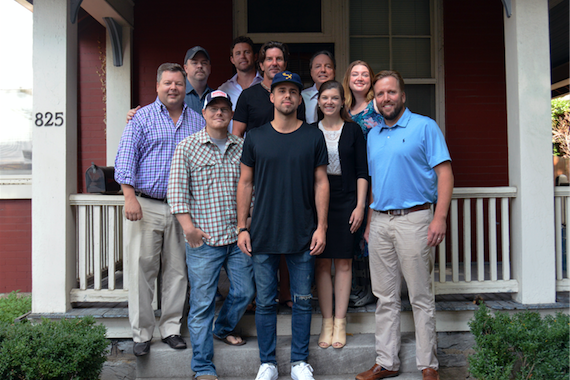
[35,112,64,127]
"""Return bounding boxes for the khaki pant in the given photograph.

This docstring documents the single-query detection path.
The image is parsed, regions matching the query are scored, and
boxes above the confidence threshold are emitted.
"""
[125,196,187,342]
[368,209,438,371]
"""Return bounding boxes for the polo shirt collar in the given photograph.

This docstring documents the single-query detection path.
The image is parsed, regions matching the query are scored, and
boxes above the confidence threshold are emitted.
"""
[379,107,411,130]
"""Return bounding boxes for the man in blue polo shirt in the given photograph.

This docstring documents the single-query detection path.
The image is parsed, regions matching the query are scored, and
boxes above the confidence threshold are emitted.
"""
[356,70,453,380]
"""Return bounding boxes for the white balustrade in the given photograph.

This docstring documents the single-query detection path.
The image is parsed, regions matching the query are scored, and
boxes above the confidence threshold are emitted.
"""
[434,187,519,295]
[554,187,570,291]
[70,187,569,302]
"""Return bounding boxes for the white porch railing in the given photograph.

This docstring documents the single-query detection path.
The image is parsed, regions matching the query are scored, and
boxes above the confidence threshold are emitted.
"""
[70,187,569,303]
[554,187,570,292]
[69,194,128,302]
[434,187,519,294]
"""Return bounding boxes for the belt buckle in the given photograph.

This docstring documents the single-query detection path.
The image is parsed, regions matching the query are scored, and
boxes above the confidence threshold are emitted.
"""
[389,209,405,216]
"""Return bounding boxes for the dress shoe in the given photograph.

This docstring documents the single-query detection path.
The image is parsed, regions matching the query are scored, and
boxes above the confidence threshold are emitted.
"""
[133,340,151,356]
[422,368,439,380]
[355,364,399,380]
[161,334,187,349]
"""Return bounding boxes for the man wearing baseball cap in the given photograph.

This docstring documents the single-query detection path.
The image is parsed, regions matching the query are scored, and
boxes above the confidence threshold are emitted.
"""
[168,90,255,380]
[237,72,329,380]
[126,46,213,121]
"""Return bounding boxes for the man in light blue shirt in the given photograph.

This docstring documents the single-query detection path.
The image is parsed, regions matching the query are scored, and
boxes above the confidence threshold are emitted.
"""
[357,70,453,380]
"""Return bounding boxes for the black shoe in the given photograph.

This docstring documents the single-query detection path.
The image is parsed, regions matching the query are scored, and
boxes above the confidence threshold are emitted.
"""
[133,341,151,356]
[162,334,187,349]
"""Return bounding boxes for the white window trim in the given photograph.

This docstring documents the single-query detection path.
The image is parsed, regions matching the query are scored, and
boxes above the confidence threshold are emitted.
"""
[0,177,32,199]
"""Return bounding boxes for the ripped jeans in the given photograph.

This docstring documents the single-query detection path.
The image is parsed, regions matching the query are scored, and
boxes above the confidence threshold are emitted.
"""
[252,251,315,364]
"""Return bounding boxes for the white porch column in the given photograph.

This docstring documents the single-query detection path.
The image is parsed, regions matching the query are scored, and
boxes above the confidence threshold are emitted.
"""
[504,0,555,304]
[32,0,77,312]
[106,27,132,165]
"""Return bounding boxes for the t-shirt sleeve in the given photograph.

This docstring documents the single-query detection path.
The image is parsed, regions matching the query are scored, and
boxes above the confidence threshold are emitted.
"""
[240,131,255,167]
[425,119,451,168]
[314,130,329,168]
[233,89,249,123]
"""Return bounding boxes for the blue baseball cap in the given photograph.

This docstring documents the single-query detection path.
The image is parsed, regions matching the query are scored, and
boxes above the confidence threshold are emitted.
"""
[184,46,210,63]
[203,90,233,109]
[271,71,303,91]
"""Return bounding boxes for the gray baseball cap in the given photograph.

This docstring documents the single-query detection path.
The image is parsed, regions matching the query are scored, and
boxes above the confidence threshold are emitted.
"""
[184,46,211,63]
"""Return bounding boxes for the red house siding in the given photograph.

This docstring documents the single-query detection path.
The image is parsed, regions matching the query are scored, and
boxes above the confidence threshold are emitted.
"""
[133,0,234,107]
[0,200,32,293]
[443,0,509,187]
[77,12,107,193]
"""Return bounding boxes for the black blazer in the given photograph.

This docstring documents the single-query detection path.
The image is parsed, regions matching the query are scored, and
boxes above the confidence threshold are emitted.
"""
[314,121,369,192]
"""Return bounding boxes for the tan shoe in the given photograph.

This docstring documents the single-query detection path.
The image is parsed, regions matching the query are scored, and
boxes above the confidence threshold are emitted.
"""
[422,368,440,380]
[355,364,398,380]
[332,317,346,348]
[318,317,333,348]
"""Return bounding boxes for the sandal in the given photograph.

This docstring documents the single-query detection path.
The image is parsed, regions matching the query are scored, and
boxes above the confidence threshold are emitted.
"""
[332,317,346,348]
[318,317,333,348]
[213,332,246,346]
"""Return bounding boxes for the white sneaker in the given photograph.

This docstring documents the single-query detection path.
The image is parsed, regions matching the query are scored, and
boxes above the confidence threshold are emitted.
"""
[255,363,278,380]
[291,362,314,380]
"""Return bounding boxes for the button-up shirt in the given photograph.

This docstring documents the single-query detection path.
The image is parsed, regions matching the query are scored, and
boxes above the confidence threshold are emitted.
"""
[218,72,263,111]
[168,128,244,246]
[185,78,213,115]
[301,84,319,124]
[114,97,205,199]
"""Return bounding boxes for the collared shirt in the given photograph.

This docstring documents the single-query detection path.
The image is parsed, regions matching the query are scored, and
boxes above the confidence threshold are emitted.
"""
[168,128,244,246]
[218,72,263,111]
[114,97,205,199]
[185,78,213,115]
[301,84,319,124]
[367,108,451,211]
[218,71,263,134]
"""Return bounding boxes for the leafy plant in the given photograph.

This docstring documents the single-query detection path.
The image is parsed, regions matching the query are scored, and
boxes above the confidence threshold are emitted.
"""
[552,98,570,157]
[0,316,108,379]
[0,291,31,324]
[468,303,569,380]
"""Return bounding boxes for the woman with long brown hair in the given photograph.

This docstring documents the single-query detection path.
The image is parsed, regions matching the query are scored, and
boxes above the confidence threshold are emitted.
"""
[314,80,368,349]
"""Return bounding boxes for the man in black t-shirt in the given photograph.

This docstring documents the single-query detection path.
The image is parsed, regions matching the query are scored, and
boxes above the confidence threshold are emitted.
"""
[237,71,329,380]
[232,41,305,137]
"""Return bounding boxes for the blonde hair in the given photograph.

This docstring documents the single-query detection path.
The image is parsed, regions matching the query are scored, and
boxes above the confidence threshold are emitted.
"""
[342,60,375,109]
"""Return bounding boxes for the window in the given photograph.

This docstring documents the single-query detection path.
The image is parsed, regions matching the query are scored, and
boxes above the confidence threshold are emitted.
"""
[349,0,441,121]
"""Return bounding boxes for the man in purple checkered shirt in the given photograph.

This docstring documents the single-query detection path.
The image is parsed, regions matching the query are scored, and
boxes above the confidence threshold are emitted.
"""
[167,90,255,380]
[114,63,205,357]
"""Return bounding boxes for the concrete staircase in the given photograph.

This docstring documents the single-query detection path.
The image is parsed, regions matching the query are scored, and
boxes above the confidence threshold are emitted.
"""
[135,333,424,380]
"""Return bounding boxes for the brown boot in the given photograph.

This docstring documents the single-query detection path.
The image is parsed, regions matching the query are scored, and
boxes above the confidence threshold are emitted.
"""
[355,364,398,380]
[422,368,440,380]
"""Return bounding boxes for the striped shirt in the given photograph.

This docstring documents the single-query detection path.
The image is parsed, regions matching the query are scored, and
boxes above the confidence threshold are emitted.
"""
[168,128,244,246]
[114,97,205,199]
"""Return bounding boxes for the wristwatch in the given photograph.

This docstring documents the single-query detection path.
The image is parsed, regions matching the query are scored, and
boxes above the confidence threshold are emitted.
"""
[236,227,249,235]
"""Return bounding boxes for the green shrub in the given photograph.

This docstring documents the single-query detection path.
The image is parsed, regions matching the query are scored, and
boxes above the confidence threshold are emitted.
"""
[468,303,569,380]
[0,316,108,380]
[552,98,570,123]
[0,291,32,323]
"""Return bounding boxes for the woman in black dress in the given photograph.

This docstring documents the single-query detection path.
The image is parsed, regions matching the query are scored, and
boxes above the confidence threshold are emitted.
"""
[315,80,368,349]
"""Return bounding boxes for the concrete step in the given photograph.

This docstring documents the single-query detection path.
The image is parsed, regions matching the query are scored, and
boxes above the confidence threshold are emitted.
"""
[143,376,423,380]
[136,333,420,379]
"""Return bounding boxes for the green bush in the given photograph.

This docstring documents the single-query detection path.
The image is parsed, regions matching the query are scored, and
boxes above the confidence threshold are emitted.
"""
[552,98,570,123]
[0,316,108,380]
[468,304,569,380]
[0,291,32,323]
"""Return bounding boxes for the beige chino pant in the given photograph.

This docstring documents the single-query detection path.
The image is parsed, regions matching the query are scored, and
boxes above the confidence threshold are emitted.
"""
[125,196,187,342]
[368,209,438,371]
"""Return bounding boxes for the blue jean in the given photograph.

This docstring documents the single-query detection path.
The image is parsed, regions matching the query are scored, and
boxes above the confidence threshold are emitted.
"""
[252,251,315,364]
[186,242,255,377]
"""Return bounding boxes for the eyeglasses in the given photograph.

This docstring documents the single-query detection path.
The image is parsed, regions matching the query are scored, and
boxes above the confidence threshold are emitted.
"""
[207,107,231,114]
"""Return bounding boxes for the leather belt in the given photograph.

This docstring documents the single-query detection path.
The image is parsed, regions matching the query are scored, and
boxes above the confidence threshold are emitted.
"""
[136,192,167,203]
[379,203,431,216]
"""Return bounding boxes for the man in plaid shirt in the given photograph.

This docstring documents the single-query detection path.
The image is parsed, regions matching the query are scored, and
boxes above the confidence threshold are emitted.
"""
[115,63,205,357]
[168,90,255,380]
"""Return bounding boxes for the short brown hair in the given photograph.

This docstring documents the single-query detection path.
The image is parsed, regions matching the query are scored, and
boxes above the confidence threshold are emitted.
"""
[157,63,186,82]
[372,70,406,93]
[342,60,375,109]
